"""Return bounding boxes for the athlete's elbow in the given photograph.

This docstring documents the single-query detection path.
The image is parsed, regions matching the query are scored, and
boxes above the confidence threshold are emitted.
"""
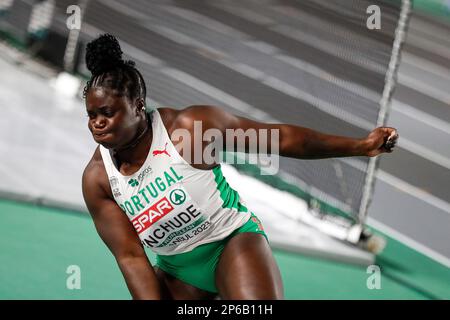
[116,249,146,263]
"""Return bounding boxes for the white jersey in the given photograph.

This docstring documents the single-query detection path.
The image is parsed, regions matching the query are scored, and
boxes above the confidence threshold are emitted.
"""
[99,108,251,255]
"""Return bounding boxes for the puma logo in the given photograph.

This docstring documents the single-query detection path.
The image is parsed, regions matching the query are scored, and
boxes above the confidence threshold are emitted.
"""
[153,142,171,157]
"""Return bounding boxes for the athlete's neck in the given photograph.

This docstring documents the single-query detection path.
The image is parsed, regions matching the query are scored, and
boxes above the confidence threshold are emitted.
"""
[113,120,152,168]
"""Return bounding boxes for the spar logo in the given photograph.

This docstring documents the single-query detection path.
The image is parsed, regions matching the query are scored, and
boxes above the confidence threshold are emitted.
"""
[169,189,186,205]
[132,197,174,234]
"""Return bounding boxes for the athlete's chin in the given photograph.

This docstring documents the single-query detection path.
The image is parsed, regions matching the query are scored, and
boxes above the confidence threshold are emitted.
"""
[98,141,117,149]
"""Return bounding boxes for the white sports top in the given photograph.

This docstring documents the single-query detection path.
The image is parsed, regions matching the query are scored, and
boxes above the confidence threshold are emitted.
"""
[99,108,251,255]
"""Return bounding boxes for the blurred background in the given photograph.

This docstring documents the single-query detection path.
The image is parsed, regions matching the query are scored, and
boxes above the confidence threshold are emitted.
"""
[0,0,449,299]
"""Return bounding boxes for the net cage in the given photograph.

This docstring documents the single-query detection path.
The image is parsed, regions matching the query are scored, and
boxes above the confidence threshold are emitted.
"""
[0,0,412,246]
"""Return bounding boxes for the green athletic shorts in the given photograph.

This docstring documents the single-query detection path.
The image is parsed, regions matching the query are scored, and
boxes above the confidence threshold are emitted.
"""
[155,213,268,293]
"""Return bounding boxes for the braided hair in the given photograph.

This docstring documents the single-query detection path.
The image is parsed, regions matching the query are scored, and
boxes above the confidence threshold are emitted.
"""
[83,34,147,104]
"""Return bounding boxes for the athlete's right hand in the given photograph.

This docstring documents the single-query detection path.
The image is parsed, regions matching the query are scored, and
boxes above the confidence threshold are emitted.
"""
[364,127,399,157]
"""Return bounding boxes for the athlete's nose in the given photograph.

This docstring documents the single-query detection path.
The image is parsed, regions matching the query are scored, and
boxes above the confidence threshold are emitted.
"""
[92,116,106,129]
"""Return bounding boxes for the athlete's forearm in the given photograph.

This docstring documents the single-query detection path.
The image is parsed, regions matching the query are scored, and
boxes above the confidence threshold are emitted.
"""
[279,125,368,159]
[117,256,164,300]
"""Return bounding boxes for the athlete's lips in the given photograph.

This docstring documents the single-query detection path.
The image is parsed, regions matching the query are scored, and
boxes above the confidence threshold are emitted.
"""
[93,131,110,139]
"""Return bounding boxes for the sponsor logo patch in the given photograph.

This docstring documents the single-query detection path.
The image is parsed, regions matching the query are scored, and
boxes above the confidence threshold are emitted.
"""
[132,197,174,234]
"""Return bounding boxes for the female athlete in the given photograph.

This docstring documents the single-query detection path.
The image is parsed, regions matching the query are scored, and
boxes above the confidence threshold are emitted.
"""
[81,34,398,300]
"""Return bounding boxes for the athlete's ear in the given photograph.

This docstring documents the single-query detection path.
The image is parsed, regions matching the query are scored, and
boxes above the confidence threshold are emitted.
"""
[134,98,146,116]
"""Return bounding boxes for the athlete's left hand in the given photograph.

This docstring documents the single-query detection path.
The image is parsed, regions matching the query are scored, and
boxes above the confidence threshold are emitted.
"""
[364,127,399,157]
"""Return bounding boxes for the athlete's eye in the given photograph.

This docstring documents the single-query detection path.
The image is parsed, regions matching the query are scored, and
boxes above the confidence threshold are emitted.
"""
[100,107,115,117]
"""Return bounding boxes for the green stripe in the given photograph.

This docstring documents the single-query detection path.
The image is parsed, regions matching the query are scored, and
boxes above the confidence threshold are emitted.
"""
[212,165,248,212]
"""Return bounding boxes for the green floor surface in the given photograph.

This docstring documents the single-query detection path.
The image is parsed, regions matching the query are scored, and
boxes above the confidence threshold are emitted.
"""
[0,199,448,299]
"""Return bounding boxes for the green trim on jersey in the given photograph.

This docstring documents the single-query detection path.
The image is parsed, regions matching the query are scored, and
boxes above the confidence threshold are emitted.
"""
[213,165,248,213]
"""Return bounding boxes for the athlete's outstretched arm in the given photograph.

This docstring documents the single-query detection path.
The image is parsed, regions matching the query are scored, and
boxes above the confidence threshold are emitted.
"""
[82,160,164,300]
[177,105,398,159]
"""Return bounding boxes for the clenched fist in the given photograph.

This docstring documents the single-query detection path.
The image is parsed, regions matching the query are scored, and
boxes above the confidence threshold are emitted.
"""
[364,127,399,157]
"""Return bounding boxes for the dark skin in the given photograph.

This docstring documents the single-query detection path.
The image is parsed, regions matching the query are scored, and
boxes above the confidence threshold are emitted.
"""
[82,87,398,300]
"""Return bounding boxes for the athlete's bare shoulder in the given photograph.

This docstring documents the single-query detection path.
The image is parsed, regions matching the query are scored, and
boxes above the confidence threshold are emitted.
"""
[156,107,180,134]
[157,106,222,170]
[82,146,112,200]
[83,146,103,177]
[157,105,213,138]
[157,105,219,133]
